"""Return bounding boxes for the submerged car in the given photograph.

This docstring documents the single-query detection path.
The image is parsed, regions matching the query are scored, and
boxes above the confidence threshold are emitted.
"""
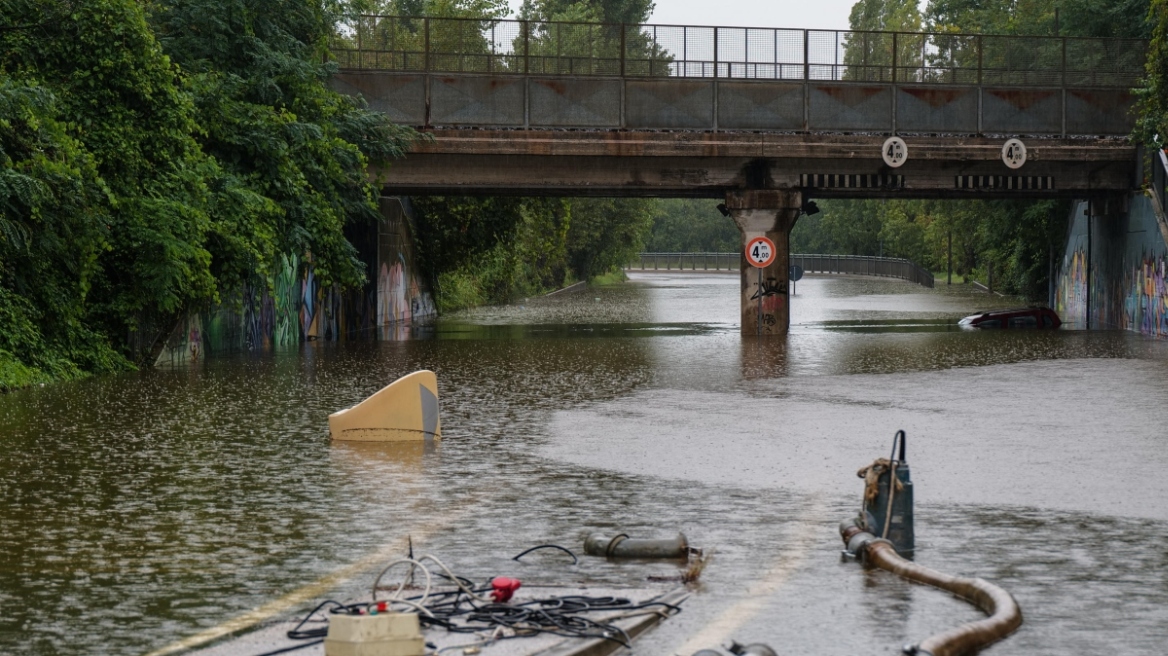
[958,307,1062,329]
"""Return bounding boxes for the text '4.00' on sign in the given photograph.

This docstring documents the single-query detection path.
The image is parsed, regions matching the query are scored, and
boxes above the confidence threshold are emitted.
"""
[746,236,777,268]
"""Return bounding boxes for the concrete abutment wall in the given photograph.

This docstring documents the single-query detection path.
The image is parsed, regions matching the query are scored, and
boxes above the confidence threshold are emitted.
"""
[153,197,435,366]
[1055,193,1168,336]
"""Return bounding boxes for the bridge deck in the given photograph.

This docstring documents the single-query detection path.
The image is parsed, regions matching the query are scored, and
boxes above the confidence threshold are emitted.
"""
[333,16,1144,137]
[369,129,1136,198]
[338,17,1144,198]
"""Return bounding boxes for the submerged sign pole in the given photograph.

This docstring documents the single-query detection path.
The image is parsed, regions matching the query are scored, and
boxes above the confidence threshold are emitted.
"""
[745,236,777,336]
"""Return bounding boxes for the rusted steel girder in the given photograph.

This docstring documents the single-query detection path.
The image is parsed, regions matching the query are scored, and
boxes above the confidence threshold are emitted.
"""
[840,518,1023,656]
[371,129,1136,199]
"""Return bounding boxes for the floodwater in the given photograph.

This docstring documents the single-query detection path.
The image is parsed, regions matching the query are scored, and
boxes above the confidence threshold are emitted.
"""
[2,272,1168,656]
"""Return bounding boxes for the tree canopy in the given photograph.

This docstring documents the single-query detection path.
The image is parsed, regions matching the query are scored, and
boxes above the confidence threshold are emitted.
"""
[788,0,1153,300]
[0,0,414,387]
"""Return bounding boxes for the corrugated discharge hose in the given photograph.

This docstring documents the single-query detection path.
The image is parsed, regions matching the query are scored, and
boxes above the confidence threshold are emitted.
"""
[840,518,1023,656]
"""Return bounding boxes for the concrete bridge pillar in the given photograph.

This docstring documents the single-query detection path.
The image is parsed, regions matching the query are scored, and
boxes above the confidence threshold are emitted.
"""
[725,190,802,336]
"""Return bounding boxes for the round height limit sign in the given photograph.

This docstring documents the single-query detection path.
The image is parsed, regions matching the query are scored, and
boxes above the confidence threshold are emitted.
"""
[746,236,777,268]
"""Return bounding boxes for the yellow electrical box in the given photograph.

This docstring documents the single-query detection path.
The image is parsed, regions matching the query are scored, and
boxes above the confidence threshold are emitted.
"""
[324,612,425,656]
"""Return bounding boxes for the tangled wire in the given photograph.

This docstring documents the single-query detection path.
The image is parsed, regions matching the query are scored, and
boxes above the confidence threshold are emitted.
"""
[265,554,681,656]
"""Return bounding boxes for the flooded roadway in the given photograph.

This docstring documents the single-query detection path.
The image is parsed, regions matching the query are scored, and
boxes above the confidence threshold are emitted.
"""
[2,272,1168,655]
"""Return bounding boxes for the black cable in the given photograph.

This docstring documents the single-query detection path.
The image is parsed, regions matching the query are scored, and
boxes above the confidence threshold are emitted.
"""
[511,544,579,565]
[285,599,346,640]
[262,577,680,655]
[251,638,324,656]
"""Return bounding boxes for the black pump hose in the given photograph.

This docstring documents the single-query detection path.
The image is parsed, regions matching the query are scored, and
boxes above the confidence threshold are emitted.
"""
[512,544,579,565]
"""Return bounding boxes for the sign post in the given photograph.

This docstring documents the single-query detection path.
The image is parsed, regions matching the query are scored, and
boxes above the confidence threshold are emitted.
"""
[745,236,777,336]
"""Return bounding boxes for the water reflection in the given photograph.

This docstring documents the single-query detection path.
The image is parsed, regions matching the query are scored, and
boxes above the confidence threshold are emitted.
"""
[1,273,1167,656]
[740,336,790,379]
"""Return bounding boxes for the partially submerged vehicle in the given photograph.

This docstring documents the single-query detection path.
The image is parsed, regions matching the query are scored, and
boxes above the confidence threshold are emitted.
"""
[958,307,1061,329]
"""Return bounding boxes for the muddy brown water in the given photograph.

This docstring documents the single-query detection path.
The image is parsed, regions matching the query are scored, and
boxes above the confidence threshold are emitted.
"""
[2,272,1167,655]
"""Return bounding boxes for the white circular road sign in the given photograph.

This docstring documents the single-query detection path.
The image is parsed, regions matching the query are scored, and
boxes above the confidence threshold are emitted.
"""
[1002,138,1027,169]
[882,137,908,168]
[745,236,777,269]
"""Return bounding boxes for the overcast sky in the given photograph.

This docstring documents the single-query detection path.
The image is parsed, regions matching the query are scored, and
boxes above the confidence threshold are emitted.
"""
[505,0,864,30]
[647,0,860,30]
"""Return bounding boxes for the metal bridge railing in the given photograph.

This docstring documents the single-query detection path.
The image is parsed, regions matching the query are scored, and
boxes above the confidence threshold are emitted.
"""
[1153,148,1168,218]
[332,16,1146,89]
[627,252,935,288]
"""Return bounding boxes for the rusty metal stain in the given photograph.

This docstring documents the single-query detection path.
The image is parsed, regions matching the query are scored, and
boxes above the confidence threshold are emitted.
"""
[900,87,970,108]
[1068,89,1135,109]
[625,79,714,129]
[814,85,885,107]
[986,89,1057,111]
[430,76,525,126]
[718,82,804,131]
[536,79,569,95]
[659,168,711,184]
[530,78,621,127]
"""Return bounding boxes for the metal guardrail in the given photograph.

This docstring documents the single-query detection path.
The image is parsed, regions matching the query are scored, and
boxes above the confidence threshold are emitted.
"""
[333,16,1145,88]
[1153,148,1168,216]
[629,252,741,271]
[627,252,935,288]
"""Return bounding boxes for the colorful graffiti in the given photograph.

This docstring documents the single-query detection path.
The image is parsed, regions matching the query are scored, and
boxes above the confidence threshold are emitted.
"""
[1121,253,1168,337]
[378,257,435,326]
[154,197,436,365]
[1055,197,1168,337]
[376,198,435,332]
[1056,248,1089,327]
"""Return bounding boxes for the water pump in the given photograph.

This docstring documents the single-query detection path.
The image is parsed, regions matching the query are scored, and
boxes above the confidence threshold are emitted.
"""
[856,430,914,556]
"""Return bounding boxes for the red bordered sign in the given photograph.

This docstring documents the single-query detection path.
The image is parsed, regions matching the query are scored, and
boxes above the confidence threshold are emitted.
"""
[745,236,777,269]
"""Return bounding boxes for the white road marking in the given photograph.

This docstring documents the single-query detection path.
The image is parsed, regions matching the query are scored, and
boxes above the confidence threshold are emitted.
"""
[673,497,826,655]
[144,512,464,656]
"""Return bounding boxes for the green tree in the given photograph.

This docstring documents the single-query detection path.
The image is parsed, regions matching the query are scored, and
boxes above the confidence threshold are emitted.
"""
[0,79,130,387]
[1138,0,1168,144]
[566,198,657,278]
[646,199,739,252]
[925,0,1150,37]
[152,0,416,291]
[2,0,220,359]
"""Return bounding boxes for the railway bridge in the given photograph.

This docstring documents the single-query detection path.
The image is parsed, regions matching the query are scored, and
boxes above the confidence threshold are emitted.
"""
[330,16,1148,334]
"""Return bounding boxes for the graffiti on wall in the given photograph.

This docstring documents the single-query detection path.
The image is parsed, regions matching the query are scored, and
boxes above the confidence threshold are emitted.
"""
[1055,197,1168,338]
[1056,248,1089,326]
[154,197,436,365]
[376,198,435,332]
[155,314,204,367]
[1121,253,1168,337]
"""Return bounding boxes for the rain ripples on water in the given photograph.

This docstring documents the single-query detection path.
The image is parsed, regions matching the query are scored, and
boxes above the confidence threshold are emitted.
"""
[1,272,1167,655]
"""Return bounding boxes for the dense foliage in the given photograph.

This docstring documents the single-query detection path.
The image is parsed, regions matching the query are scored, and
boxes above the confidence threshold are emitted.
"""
[0,0,413,389]
[1139,0,1168,144]
[644,200,739,253]
[412,194,656,312]
[383,0,662,311]
[791,199,1067,297]
[793,0,1153,300]
[2,0,1161,388]
[0,79,125,389]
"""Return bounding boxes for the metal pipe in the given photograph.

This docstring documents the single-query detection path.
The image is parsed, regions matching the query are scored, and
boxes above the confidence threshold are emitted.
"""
[584,532,689,558]
[840,519,1022,656]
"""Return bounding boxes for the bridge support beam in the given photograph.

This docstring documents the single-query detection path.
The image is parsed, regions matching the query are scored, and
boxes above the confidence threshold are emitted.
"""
[726,190,802,336]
